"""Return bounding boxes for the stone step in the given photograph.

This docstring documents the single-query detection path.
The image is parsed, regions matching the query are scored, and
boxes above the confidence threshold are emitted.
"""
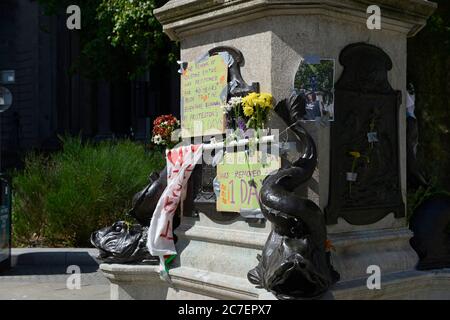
[101,262,450,300]
[101,263,268,300]
[332,269,450,300]
[5,249,449,299]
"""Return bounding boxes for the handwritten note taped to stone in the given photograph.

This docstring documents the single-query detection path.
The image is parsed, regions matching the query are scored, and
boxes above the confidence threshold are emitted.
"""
[217,151,280,212]
[181,55,228,137]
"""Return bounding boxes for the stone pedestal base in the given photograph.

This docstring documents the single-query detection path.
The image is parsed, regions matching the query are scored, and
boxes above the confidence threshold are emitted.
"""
[101,212,271,300]
[99,212,450,300]
[101,264,267,300]
[101,264,450,300]
[329,227,418,281]
[331,269,450,300]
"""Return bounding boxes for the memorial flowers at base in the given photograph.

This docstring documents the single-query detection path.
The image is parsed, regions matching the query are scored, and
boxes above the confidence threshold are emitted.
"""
[242,92,273,130]
[222,92,274,132]
[151,114,181,150]
[219,92,275,191]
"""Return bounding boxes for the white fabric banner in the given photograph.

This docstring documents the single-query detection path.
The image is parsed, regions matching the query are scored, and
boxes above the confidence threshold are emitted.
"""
[147,145,203,259]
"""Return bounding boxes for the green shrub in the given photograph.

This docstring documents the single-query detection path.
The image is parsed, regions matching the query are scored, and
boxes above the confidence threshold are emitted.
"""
[12,136,165,247]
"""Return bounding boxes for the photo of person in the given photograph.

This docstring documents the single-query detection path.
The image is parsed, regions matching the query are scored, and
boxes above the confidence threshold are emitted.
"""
[305,92,321,120]
[294,58,335,121]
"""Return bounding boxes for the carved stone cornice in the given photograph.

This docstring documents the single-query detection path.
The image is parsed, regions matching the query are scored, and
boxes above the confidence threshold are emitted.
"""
[154,0,437,40]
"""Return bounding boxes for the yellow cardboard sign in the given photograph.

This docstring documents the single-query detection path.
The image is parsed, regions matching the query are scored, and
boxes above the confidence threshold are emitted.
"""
[216,151,281,212]
[180,55,228,137]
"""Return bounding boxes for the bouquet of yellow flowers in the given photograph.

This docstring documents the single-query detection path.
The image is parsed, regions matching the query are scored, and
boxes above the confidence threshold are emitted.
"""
[222,92,274,132]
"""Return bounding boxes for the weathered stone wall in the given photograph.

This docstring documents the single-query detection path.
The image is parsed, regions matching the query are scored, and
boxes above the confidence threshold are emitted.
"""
[179,13,408,228]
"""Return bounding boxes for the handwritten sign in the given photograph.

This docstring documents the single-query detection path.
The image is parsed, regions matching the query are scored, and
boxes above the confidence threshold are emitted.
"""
[181,55,228,137]
[216,151,281,212]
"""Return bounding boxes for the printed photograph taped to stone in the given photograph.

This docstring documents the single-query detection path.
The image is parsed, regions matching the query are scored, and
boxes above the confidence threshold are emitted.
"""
[294,58,335,122]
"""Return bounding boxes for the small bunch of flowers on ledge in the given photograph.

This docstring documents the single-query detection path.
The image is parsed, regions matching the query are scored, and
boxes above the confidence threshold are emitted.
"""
[222,92,274,132]
[151,114,181,150]
[347,151,371,195]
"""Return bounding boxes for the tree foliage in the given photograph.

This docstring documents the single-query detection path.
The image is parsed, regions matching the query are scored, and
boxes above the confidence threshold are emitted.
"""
[38,0,176,79]
[294,60,334,93]
[407,0,450,192]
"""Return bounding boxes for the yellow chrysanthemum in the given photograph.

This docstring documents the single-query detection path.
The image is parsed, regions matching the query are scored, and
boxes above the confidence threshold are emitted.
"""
[253,97,265,109]
[259,93,273,109]
[243,106,254,117]
[242,92,259,108]
[349,151,361,158]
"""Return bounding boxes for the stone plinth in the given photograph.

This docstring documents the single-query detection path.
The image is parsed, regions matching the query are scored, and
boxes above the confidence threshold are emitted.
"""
[100,0,438,299]
[155,0,436,219]
[101,263,450,300]
[102,213,271,300]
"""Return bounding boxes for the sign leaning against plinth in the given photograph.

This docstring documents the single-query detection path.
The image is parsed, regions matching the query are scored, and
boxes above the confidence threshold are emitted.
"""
[180,55,228,137]
[217,151,280,212]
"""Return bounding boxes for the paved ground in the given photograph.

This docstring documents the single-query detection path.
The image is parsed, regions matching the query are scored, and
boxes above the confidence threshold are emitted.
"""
[0,248,110,300]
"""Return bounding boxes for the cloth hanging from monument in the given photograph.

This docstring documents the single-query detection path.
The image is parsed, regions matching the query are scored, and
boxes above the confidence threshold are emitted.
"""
[147,144,203,277]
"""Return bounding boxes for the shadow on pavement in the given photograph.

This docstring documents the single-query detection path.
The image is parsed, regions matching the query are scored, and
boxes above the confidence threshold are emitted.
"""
[1,251,100,276]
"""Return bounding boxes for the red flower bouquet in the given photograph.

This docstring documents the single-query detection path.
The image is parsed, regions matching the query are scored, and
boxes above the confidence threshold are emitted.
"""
[151,114,181,150]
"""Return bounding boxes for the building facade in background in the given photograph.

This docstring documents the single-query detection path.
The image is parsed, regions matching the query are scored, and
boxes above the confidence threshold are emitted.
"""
[0,0,179,169]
